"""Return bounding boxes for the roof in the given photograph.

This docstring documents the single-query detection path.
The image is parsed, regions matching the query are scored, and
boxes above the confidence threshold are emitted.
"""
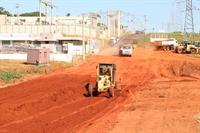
[0,33,83,42]
[0,33,34,41]
[34,39,57,41]
[57,37,83,41]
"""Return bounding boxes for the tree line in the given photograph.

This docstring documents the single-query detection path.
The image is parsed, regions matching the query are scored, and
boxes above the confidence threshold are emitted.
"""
[0,6,71,17]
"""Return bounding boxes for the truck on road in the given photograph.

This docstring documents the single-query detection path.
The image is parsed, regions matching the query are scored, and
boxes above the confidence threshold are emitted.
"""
[154,38,178,51]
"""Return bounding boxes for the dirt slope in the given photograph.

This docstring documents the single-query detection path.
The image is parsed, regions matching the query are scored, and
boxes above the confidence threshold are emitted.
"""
[0,44,200,133]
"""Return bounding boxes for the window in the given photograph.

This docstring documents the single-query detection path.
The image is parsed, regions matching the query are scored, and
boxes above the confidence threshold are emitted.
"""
[2,40,10,45]
[123,46,131,49]
[44,52,47,58]
[45,41,49,44]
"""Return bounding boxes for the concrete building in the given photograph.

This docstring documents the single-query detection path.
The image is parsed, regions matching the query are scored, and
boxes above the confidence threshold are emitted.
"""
[0,33,84,53]
[0,15,102,37]
[0,15,97,27]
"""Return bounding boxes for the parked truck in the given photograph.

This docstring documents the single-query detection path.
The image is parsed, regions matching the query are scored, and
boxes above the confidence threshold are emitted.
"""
[154,38,178,51]
[119,44,133,57]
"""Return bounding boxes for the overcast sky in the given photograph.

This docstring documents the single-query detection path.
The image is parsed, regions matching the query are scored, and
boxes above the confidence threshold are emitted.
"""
[0,0,199,33]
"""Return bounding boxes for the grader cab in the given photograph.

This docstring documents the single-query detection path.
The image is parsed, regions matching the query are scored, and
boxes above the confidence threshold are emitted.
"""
[87,63,121,98]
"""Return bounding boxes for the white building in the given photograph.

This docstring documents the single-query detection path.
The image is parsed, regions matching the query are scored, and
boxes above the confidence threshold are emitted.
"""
[0,15,97,28]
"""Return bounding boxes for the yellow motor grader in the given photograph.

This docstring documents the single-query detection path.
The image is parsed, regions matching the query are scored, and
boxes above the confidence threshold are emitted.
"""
[87,63,121,98]
[175,40,200,54]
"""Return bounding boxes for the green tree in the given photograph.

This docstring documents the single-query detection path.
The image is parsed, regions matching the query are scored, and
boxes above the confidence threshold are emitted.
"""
[0,6,5,13]
[0,6,12,16]
[2,10,12,16]
[20,12,45,16]
[66,13,70,16]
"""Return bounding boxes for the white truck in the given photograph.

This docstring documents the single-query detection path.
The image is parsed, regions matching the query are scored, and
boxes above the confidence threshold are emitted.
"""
[154,38,178,51]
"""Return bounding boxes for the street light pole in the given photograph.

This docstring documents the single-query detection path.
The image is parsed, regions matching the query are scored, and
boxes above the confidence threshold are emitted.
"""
[16,4,19,24]
[102,14,104,48]
[89,13,92,53]
[82,13,85,60]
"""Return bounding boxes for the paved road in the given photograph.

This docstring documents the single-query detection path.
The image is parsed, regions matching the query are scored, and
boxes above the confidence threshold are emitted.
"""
[97,33,145,55]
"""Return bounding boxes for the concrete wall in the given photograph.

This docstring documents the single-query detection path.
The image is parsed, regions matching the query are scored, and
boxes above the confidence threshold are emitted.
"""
[0,15,6,25]
[0,25,100,38]
[0,53,72,62]
[0,43,100,62]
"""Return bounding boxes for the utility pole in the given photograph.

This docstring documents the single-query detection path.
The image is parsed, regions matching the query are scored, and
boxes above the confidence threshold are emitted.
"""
[107,10,115,37]
[144,15,147,35]
[82,13,85,60]
[51,0,54,24]
[89,12,94,54]
[102,15,104,48]
[39,0,55,25]
[199,0,200,33]
[117,10,121,37]
[107,10,111,37]
[89,13,92,53]
[100,10,105,48]
[39,0,41,25]
[16,3,19,24]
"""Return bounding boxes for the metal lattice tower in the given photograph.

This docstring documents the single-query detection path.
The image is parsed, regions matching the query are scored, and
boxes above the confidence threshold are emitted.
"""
[175,0,183,32]
[169,13,175,32]
[184,0,194,42]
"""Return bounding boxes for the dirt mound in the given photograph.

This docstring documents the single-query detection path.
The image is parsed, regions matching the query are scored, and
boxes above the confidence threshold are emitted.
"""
[158,61,200,79]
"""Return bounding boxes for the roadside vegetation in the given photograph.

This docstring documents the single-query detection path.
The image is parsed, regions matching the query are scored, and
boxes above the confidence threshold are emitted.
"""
[138,32,200,47]
[187,54,200,59]
[0,55,91,84]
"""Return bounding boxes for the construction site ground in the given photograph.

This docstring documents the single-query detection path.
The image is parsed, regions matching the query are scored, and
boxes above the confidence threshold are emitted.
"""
[0,38,200,133]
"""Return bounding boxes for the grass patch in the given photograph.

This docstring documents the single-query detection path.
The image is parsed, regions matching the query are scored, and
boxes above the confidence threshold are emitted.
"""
[0,56,91,85]
[0,72,22,83]
[187,54,200,58]
[137,34,151,48]
[138,32,200,47]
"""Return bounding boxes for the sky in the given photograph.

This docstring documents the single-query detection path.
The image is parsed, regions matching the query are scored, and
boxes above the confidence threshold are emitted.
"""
[0,0,200,33]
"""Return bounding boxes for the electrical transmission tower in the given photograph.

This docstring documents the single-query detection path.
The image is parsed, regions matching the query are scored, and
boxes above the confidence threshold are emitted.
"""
[175,0,183,32]
[183,0,194,42]
[169,13,175,32]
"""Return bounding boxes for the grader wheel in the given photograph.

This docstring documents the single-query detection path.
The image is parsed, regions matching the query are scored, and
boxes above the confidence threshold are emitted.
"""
[191,49,196,54]
[108,86,114,98]
[88,84,93,97]
[177,49,183,54]
[115,82,122,93]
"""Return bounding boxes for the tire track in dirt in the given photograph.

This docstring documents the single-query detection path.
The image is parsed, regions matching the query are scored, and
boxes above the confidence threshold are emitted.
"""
[68,86,132,133]
[1,34,200,133]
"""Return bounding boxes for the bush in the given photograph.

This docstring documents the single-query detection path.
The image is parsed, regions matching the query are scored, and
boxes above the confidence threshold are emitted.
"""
[0,72,22,83]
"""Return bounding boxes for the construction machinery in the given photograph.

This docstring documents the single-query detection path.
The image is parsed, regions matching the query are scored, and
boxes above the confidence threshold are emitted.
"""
[119,44,133,57]
[154,38,178,51]
[87,63,121,98]
[175,40,200,54]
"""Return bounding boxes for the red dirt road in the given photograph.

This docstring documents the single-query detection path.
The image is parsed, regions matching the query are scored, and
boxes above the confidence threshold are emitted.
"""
[0,47,200,133]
